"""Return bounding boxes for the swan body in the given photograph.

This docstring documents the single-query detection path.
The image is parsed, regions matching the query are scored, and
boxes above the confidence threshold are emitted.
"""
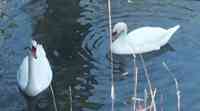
[17,40,52,96]
[111,22,180,54]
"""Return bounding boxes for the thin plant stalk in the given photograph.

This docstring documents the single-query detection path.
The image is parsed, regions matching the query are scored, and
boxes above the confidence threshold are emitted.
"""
[139,54,156,111]
[143,89,157,111]
[69,86,73,111]
[144,89,148,111]
[133,55,138,111]
[50,84,58,111]
[107,0,115,111]
[137,89,157,111]
[127,47,156,111]
[126,46,139,111]
[111,84,115,111]
[162,62,181,111]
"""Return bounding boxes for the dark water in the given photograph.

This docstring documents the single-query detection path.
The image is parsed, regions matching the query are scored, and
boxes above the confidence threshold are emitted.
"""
[1,0,200,111]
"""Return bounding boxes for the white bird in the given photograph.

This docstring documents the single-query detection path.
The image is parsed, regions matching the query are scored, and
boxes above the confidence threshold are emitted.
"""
[111,22,180,55]
[17,40,53,97]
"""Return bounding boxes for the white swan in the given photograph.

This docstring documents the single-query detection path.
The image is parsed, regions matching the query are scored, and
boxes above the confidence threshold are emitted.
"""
[111,22,180,54]
[17,40,53,97]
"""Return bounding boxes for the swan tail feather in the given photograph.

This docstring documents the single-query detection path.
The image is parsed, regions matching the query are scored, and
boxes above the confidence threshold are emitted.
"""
[164,25,180,42]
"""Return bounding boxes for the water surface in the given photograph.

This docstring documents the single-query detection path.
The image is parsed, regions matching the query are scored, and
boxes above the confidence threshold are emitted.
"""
[1,0,200,111]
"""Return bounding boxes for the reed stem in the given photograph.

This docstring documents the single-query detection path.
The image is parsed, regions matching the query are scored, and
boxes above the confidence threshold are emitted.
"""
[50,84,58,111]
[107,0,115,111]
[162,62,181,111]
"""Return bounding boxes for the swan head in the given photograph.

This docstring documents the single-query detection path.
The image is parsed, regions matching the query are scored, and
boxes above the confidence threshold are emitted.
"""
[112,22,128,41]
[31,40,37,59]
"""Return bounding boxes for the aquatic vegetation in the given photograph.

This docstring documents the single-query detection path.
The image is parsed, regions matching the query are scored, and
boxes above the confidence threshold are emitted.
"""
[119,56,181,111]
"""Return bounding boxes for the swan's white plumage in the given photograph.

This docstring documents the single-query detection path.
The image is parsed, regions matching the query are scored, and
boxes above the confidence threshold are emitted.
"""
[17,56,29,90]
[111,22,180,54]
[17,42,52,96]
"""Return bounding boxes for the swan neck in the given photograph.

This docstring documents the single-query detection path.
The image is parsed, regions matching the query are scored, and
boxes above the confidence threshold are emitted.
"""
[119,32,128,38]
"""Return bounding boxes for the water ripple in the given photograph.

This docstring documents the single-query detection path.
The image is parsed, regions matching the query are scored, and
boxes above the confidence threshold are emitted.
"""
[79,0,200,110]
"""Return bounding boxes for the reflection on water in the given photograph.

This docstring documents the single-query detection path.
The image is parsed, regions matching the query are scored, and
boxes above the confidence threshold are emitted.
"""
[1,0,200,111]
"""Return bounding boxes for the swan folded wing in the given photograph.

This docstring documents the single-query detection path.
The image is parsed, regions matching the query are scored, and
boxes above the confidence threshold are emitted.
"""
[124,27,170,53]
[132,25,179,50]
[127,26,168,46]
[32,44,52,93]
[17,56,29,90]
